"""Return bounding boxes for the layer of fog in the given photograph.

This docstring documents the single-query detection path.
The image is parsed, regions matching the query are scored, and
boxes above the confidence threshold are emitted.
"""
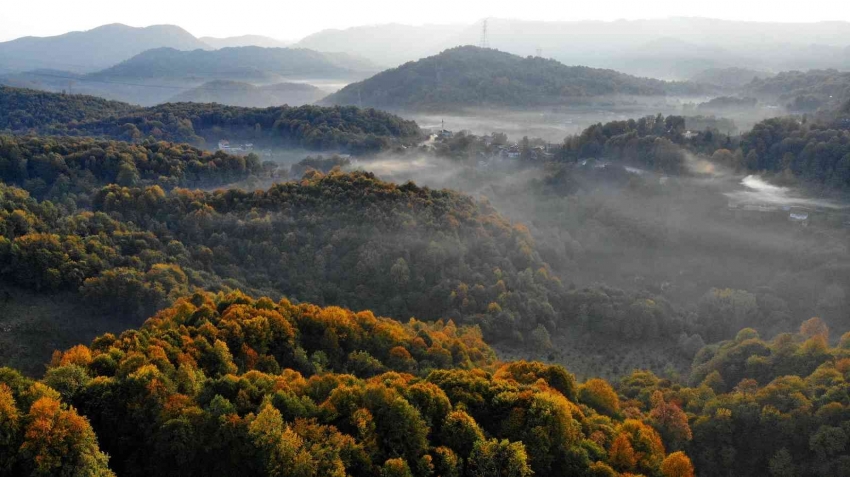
[726,175,847,210]
[347,148,850,340]
[406,103,781,144]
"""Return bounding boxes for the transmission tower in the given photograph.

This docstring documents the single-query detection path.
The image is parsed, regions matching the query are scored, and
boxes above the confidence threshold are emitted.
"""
[479,19,489,49]
[536,47,543,58]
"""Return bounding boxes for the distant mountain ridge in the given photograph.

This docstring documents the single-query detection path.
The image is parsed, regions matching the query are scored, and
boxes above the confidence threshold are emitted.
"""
[322,46,710,111]
[295,23,468,67]
[0,46,379,106]
[296,17,850,78]
[199,35,291,49]
[0,23,209,74]
[90,46,378,81]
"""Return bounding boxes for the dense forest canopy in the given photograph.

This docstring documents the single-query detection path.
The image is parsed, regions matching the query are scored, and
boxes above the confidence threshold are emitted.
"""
[0,139,566,346]
[0,135,266,199]
[0,86,140,129]
[0,290,705,477]
[0,86,422,153]
[323,46,710,111]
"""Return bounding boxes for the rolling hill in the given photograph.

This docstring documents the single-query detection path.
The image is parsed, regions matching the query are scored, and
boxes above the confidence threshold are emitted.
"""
[0,46,380,105]
[0,85,140,130]
[743,69,850,111]
[0,23,209,74]
[321,46,708,111]
[91,46,378,82]
[169,80,327,107]
[0,86,421,152]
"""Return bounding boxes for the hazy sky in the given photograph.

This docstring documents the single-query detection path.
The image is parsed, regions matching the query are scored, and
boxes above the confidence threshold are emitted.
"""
[3,0,850,42]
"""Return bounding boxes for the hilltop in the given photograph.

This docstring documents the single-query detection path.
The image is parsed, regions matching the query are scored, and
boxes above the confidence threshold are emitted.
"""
[168,80,327,107]
[321,46,707,111]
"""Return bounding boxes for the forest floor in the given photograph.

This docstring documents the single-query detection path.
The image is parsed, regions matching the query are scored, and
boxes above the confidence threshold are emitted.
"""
[0,285,138,376]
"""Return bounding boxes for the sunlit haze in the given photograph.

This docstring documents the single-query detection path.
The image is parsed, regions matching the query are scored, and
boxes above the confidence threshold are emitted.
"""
[5,1,850,475]
[3,0,850,41]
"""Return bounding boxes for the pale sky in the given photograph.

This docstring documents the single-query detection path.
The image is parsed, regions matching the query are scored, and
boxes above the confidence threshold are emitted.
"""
[3,0,850,42]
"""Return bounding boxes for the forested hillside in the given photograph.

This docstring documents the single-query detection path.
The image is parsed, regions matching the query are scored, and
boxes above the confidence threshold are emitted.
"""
[7,289,850,477]
[0,87,422,153]
[0,138,565,346]
[743,69,850,112]
[1,290,702,477]
[323,46,709,111]
[738,116,850,188]
[0,86,139,130]
[0,135,266,198]
[631,318,850,477]
[169,80,327,108]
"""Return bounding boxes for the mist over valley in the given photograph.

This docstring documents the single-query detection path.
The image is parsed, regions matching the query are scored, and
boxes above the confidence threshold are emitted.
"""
[3,8,850,477]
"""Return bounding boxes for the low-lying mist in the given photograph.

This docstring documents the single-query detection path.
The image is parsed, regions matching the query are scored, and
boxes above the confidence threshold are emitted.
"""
[347,146,850,347]
[403,100,782,143]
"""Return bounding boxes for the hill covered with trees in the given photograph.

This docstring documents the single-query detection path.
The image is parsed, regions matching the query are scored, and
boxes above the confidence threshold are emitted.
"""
[168,80,327,108]
[0,140,566,346]
[322,46,709,111]
[0,85,139,130]
[743,69,850,112]
[0,86,422,153]
[737,116,850,188]
[1,290,703,477]
[629,318,850,476]
[7,288,850,476]
[0,135,267,199]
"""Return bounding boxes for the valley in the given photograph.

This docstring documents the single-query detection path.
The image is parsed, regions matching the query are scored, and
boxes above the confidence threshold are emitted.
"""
[2,11,850,477]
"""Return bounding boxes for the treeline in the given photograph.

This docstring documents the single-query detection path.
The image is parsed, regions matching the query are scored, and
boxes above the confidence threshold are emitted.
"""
[743,69,850,112]
[0,85,138,130]
[556,112,850,192]
[0,86,422,153]
[557,114,732,173]
[0,135,266,201]
[625,318,850,476]
[737,117,850,189]
[9,290,696,477]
